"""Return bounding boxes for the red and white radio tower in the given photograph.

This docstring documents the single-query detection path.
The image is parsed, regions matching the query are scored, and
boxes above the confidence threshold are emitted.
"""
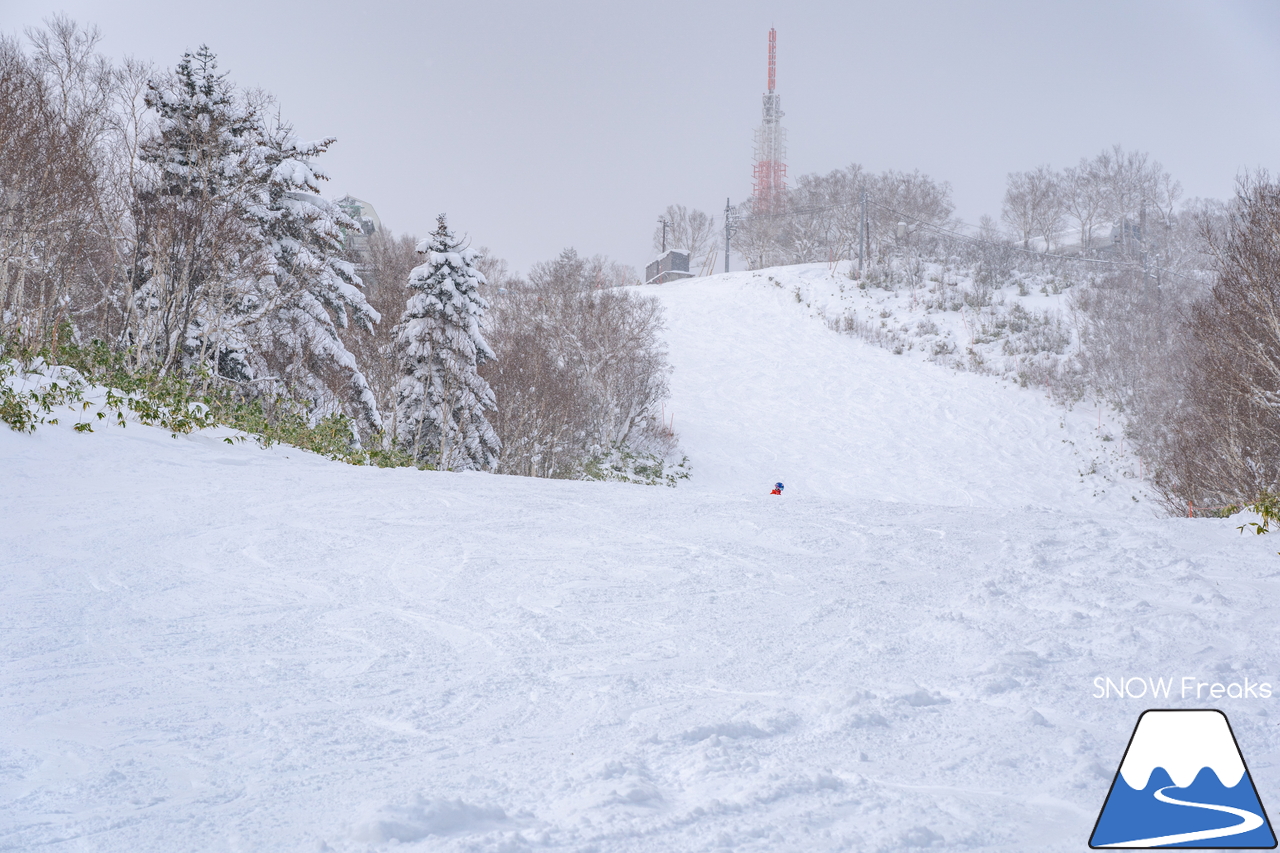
[751,28,787,215]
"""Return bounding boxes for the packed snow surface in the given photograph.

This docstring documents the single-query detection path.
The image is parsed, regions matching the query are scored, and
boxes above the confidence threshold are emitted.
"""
[652,266,1135,512]
[4,267,1280,852]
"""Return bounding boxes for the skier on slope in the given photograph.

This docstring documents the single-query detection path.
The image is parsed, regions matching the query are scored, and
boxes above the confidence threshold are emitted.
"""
[770,482,784,496]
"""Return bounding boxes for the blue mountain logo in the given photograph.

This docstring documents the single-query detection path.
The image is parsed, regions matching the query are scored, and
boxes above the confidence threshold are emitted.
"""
[1091,709,1276,848]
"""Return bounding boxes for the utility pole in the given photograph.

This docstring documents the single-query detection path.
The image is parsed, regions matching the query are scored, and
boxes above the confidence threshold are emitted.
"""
[658,217,669,253]
[1139,201,1148,282]
[858,190,868,276]
[724,198,737,273]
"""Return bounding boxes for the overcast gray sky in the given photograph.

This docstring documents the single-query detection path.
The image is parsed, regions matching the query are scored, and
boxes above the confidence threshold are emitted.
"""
[5,1,1278,275]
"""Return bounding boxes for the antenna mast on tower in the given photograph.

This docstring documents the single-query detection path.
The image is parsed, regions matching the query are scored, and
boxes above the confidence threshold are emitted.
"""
[751,28,787,215]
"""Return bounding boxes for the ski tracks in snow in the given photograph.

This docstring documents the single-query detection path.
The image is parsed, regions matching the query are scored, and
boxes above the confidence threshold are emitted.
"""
[4,421,1279,850]
[4,272,1280,850]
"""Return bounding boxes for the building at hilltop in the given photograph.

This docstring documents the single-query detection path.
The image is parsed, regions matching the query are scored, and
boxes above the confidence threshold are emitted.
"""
[646,250,693,285]
[336,195,382,285]
[337,196,382,242]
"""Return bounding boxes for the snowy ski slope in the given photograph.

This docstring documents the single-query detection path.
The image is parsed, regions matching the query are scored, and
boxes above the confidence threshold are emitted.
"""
[3,267,1280,852]
[650,267,1143,514]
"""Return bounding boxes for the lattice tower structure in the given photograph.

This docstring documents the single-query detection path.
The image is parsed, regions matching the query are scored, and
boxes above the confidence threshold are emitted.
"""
[751,28,787,215]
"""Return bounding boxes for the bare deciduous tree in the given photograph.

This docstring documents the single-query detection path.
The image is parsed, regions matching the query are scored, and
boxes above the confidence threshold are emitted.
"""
[652,204,718,274]
[337,227,420,419]
[1061,158,1107,252]
[1152,176,1280,508]
[0,31,104,348]
[1094,145,1181,254]
[730,164,952,269]
[483,248,673,479]
[867,169,953,256]
[1002,165,1063,251]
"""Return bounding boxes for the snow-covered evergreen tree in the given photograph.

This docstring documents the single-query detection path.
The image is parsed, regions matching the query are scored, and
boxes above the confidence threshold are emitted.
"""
[132,45,258,374]
[238,122,383,433]
[133,47,382,435]
[393,215,499,470]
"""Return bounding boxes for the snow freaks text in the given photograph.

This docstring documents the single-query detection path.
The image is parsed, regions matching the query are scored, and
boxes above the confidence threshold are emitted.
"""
[1092,676,1274,700]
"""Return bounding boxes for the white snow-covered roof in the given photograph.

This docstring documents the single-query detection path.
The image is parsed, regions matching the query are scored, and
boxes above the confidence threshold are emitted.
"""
[647,249,691,267]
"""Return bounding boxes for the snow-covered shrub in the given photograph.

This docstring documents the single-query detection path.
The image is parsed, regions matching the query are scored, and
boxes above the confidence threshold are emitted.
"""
[0,357,216,437]
[923,287,964,312]
[862,264,894,291]
[0,360,71,433]
[835,310,908,352]
[0,332,413,465]
[583,442,691,488]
